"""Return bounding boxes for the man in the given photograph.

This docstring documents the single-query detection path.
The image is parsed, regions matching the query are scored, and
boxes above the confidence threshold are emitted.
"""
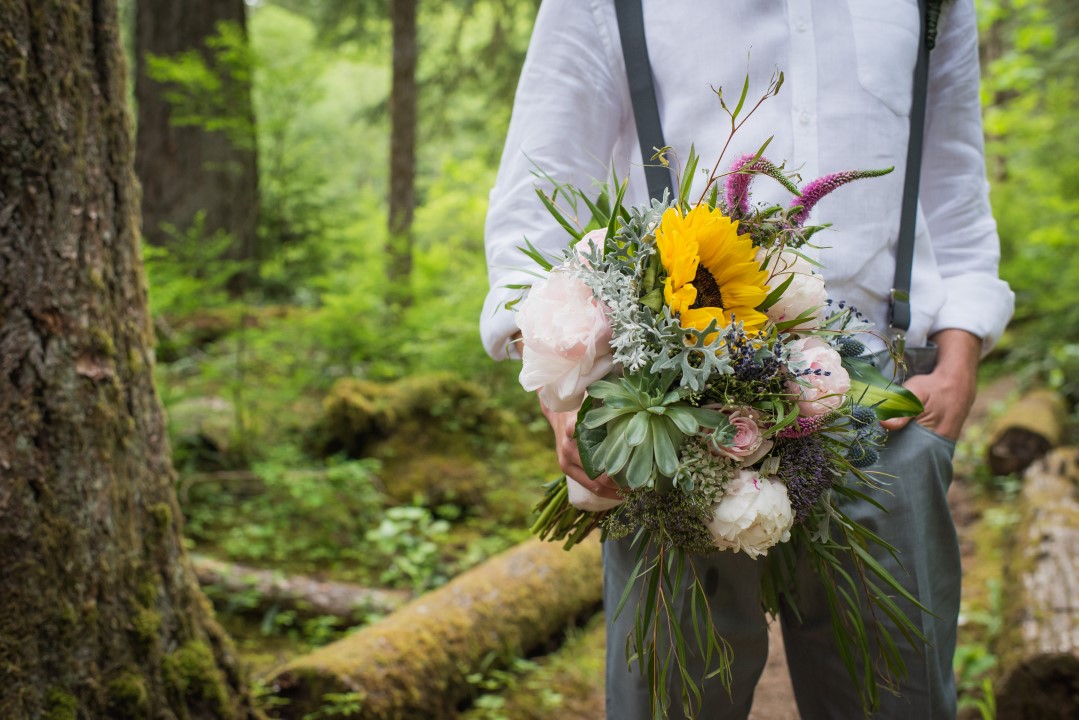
[481,1,1013,718]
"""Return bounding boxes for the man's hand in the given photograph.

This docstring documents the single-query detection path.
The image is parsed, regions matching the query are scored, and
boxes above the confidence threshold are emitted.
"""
[539,397,623,500]
[880,329,981,441]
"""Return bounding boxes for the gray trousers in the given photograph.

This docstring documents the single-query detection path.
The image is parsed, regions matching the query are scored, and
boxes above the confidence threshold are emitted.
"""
[604,350,961,719]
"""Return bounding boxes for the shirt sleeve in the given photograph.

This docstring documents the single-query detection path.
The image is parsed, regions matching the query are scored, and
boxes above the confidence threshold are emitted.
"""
[920,0,1015,353]
[480,0,627,360]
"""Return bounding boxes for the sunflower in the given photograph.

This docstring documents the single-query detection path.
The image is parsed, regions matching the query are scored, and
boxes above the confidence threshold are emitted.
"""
[655,204,770,334]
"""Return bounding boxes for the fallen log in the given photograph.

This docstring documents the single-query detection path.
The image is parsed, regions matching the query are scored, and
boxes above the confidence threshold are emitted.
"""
[986,389,1067,476]
[996,447,1079,719]
[268,536,602,719]
[191,555,410,620]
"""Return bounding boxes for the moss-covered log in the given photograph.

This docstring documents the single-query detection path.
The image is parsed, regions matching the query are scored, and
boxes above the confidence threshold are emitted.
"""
[0,2,257,717]
[997,447,1079,718]
[987,389,1067,476]
[192,555,410,620]
[310,374,519,507]
[268,537,603,719]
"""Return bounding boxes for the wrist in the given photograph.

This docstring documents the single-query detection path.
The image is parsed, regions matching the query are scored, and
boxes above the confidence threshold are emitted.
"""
[929,329,980,381]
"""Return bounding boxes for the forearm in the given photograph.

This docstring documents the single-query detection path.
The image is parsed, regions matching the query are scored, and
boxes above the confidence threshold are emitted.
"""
[929,328,981,381]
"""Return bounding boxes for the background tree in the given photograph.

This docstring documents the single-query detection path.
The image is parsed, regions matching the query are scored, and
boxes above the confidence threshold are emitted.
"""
[387,0,417,310]
[275,0,537,309]
[135,0,260,265]
[0,1,257,717]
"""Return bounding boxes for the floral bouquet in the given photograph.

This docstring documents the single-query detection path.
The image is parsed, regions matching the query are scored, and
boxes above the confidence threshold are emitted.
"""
[508,75,928,718]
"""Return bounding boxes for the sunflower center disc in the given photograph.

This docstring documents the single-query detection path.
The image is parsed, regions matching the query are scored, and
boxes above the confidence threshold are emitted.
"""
[691,266,724,310]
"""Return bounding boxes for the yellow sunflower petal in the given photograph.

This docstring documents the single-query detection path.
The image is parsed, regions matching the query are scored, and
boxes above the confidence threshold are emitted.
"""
[655,204,770,334]
[664,278,697,316]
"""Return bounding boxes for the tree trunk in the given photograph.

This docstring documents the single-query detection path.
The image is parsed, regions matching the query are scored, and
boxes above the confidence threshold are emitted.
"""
[0,2,258,718]
[996,447,1079,719]
[135,0,260,264]
[387,0,417,309]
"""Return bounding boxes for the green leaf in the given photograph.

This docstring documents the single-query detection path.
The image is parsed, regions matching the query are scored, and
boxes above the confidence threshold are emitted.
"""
[844,357,924,419]
[849,542,931,615]
[515,237,555,272]
[606,178,629,242]
[535,188,584,241]
[651,417,681,477]
[664,407,701,435]
[678,145,700,206]
[774,307,820,332]
[586,380,628,400]
[639,288,664,313]
[732,73,750,121]
[624,411,650,447]
[625,422,654,489]
[577,423,607,480]
[757,272,794,312]
[604,429,634,476]
[580,191,611,230]
[707,183,719,210]
[676,405,729,428]
[583,404,635,428]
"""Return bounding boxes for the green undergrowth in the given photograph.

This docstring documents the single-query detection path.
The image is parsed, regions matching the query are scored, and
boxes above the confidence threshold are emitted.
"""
[952,382,1023,720]
[460,613,606,720]
[181,441,546,590]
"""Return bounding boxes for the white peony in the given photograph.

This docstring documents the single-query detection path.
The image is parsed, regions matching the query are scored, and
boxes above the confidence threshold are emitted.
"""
[707,470,794,558]
[517,271,615,412]
[762,250,827,330]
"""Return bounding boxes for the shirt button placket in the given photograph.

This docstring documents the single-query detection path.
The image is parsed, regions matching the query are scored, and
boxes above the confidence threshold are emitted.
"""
[788,0,820,185]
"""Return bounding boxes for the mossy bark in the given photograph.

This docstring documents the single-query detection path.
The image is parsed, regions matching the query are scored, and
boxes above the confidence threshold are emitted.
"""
[192,554,410,620]
[0,2,258,717]
[269,537,603,719]
[996,448,1079,716]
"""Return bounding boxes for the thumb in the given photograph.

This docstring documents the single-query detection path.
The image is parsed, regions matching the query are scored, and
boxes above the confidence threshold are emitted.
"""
[880,415,912,432]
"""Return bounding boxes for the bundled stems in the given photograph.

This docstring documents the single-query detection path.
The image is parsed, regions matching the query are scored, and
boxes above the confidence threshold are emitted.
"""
[530,478,608,550]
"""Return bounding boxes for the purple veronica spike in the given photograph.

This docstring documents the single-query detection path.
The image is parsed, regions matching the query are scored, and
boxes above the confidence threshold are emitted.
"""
[789,167,893,226]
[724,153,760,218]
[778,413,836,439]
[723,154,803,219]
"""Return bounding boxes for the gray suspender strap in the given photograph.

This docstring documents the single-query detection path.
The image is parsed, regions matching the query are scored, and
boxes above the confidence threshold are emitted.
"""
[891,0,939,336]
[614,0,673,202]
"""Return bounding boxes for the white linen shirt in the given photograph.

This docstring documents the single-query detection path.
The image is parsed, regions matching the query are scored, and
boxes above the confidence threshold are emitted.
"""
[481,0,1014,360]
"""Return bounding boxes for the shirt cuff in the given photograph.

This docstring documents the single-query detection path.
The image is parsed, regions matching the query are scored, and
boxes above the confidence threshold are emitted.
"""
[480,279,530,361]
[928,273,1015,356]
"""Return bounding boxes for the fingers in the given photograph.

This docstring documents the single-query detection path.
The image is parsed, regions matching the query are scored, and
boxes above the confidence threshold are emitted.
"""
[879,373,967,440]
[880,415,911,432]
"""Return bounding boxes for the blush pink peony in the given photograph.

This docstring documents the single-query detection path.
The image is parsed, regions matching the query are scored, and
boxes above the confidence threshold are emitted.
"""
[517,271,615,412]
[786,337,851,416]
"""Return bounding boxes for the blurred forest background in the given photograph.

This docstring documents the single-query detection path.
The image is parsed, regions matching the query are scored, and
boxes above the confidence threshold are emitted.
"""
[56,0,1079,715]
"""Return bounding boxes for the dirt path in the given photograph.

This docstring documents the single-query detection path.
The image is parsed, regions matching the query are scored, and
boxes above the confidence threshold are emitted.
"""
[748,621,799,719]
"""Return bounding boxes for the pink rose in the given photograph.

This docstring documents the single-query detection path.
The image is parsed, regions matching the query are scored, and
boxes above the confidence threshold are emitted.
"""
[703,405,774,466]
[517,271,615,412]
[762,251,827,330]
[786,337,851,416]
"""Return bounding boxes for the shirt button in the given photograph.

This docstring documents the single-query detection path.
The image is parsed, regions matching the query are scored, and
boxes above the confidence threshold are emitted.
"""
[796,20,808,32]
[800,111,811,125]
